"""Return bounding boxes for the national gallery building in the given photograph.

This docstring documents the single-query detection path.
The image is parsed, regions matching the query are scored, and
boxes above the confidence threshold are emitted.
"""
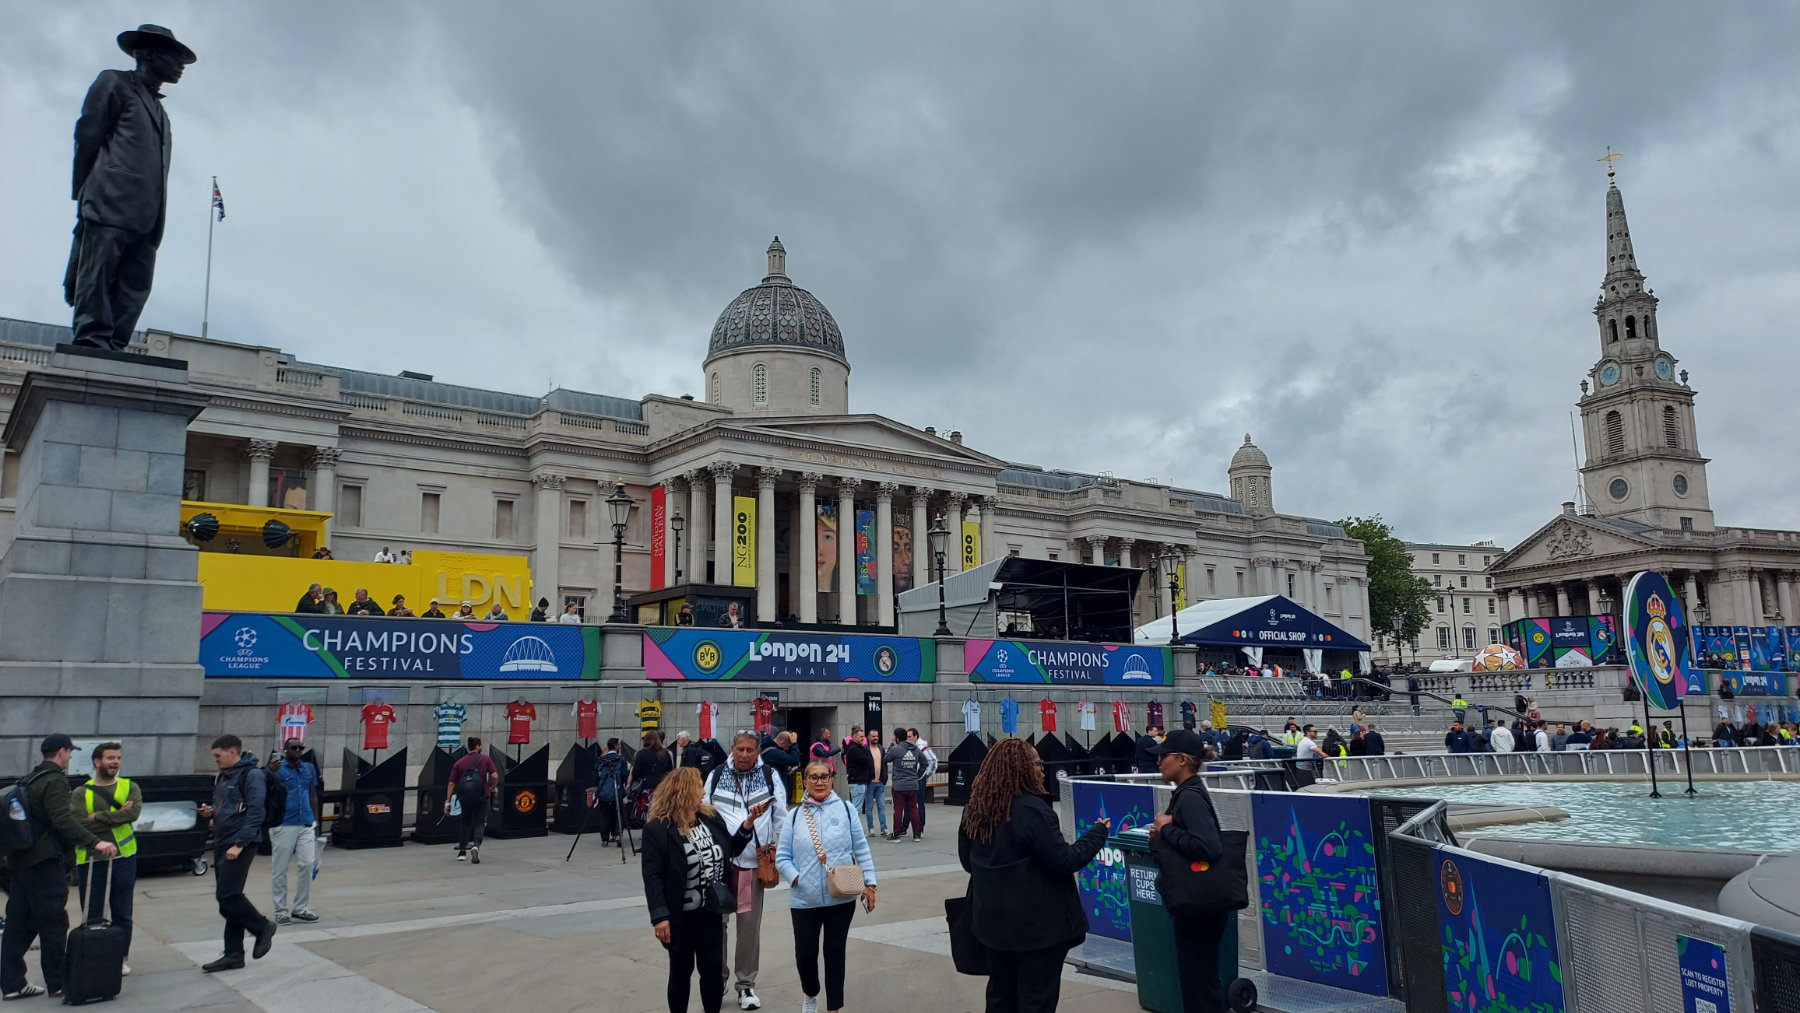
[0,238,1371,640]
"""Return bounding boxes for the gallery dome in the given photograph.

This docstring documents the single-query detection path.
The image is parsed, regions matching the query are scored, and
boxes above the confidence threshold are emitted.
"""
[706,237,847,364]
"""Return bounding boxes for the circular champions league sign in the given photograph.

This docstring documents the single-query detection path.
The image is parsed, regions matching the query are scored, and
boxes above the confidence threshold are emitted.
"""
[1623,571,1690,711]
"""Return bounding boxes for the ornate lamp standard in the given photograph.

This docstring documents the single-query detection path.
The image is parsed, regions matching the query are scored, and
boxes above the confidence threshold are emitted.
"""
[1158,545,1184,646]
[1390,611,1405,666]
[928,514,952,637]
[670,509,685,584]
[606,483,635,623]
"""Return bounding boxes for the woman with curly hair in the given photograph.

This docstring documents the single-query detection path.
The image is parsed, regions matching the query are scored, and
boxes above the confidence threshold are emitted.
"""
[957,738,1110,1012]
[640,766,767,1013]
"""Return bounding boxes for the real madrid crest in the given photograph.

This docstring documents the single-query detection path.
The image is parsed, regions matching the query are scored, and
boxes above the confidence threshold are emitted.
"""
[1644,594,1675,687]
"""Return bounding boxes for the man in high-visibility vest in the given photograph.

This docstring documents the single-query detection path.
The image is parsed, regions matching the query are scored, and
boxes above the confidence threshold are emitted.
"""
[1451,696,1469,724]
[71,740,141,976]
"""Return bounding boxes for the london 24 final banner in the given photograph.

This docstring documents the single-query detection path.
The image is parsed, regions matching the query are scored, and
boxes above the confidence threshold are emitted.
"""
[1623,571,1692,711]
[644,628,934,682]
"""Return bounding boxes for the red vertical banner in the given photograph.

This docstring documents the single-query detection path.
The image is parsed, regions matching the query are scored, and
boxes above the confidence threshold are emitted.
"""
[649,485,667,590]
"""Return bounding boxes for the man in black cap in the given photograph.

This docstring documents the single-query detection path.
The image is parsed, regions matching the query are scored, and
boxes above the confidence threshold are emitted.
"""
[65,25,197,351]
[2,734,119,1001]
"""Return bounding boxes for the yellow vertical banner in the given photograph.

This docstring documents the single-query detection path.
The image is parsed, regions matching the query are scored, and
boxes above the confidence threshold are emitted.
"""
[961,520,980,571]
[1174,561,1188,610]
[732,495,756,587]
[1210,700,1227,730]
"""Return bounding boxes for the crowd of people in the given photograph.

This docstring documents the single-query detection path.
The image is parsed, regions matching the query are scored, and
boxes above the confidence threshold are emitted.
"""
[289,584,583,624]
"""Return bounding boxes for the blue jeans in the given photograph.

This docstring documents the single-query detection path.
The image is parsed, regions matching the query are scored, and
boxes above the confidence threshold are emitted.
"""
[849,784,869,828]
[77,856,136,957]
[865,783,888,833]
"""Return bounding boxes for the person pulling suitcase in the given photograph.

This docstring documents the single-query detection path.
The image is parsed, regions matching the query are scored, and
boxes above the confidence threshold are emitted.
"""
[61,856,127,1006]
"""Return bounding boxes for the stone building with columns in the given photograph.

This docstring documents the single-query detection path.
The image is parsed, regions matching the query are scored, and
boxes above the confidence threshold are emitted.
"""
[0,238,1371,640]
[1489,172,1800,635]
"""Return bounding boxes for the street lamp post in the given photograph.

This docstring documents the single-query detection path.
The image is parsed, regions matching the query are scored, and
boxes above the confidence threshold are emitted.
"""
[1158,546,1183,646]
[606,483,635,623]
[670,510,685,584]
[928,514,951,637]
[1390,612,1405,666]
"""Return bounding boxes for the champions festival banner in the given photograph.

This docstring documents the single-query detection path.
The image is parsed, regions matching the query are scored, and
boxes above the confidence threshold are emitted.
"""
[644,628,935,683]
[650,486,666,590]
[199,612,600,679]
[961,519,980,571]
[732,495,756,587]
[1622,571,1690,711]
[964,640,1171,686]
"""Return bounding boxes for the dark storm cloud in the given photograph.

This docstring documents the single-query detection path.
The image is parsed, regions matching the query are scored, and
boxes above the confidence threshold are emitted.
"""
[3,1,1798,546]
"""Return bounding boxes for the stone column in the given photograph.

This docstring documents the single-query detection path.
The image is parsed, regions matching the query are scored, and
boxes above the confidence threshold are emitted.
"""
[1260,558,1279,597]
[245,439,276,508]
[1683,573,1702,622]
[1779,571,1796,625]
[1309,563,1323,610]
[1117,538,1135,569]
[309,447,340,539]
[1582,580,1600,616]
[710,462,737,587]
[756,467,779,621]
[837,477,858,622]
[945,492,966,568]
[978,496,996,564]
[687,469,708,583]
[910,489,930,589]
[1507,590,1526,623]
[876,482,897,626]
[797,473,821,623]
[1088,536,1106,566]
[1555,583,1571,617]
[665,476,686,586]
[532,473,565,608]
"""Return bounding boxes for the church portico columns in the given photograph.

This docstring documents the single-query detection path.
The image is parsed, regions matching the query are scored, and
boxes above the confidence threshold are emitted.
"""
[1555,584,1571,617]
[1117,538,1135,569]
[876,483,897,626]
[797,473,821,623]
[910,489,930,589]
[686,469,709,583]
[1088,536,1106,566]
[709,462,737,586]
[756,468,778,621]
[1507,590,1525,624]
[245,439,276,508]
[1683,572,1702,622]
[837,477,858,622]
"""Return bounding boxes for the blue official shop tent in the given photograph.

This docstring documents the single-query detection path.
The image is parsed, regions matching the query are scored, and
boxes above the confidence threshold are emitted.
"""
[1134,594,1371,671]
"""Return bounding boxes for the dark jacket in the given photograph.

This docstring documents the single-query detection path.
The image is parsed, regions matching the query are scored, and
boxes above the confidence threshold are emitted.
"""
[1444,730,1471,754]
[6,762,100,872]
[632,747,674,794]
[346,599,383,616]
[760,740,802,780]
[72,70,172,240]
[1133,734,1159,773]
[640,811,754,950]
[212,752,267,849]
[1362,731,1386,756]
[958,794,1107,953]
[1154,776,1225,869]
[294,592,326,614]
[842,739,875,784]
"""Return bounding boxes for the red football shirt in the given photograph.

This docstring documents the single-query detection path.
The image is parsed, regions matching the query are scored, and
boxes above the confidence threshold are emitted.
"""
[505,700,538,745]
[753,697,775,734]
[1038,698,1057,732]
[278,701,314,745]
[1112,700,1130,734]
[697,700,718,740]
[573,700,599,739]
[360,703,396,750]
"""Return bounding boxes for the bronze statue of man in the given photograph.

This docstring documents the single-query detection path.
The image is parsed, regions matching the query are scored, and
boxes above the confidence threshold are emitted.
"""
[64,25,196,351]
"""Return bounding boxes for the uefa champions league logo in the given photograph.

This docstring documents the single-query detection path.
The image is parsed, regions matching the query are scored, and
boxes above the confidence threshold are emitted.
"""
[234,628,258,649]
[996,649,1008,666]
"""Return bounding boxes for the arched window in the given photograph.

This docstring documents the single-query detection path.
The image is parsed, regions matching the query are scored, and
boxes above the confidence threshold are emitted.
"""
[1625,316,1637,340]
[710,372,720,404]
[1605,410,1624,454]
[1608,319,1619,343]
[809,367,821,407]
[752,363,768,406]
[1663,405,1681,448]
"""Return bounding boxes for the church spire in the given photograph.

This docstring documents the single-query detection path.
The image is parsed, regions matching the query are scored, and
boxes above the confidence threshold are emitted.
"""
[1600,148,1641,286]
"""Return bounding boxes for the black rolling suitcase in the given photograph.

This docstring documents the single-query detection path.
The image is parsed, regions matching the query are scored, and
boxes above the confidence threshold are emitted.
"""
[62,858,126,1005]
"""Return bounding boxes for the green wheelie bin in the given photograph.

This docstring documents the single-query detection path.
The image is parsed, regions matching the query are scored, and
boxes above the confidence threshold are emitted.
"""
[1114,828,1257,1012]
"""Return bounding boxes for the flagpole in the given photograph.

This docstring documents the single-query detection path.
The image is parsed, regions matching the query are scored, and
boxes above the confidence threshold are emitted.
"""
[202,176,216,339]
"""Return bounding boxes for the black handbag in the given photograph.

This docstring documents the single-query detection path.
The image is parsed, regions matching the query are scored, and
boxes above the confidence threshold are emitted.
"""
[1150,784,1249,914]
[701,875,736,913]
[944,892,989,975]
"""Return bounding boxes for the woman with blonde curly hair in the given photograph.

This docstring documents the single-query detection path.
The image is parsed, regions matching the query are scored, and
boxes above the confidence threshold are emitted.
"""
[640,766,767,1013]
[957,738,1110,1012]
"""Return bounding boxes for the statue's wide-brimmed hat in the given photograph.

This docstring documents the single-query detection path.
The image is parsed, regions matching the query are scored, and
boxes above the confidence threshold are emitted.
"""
[117,24,196,64]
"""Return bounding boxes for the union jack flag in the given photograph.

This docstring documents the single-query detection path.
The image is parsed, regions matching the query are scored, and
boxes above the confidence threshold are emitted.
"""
[211,176,226,221]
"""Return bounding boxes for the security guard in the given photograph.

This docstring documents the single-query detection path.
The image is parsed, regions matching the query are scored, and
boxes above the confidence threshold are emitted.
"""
[72,741,141,976]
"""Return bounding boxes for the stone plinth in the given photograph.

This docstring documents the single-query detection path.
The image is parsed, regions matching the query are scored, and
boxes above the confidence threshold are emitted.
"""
[0,350,209,774]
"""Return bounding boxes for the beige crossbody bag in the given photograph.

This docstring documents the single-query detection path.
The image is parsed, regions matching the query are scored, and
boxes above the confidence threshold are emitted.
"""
[802,800,865,899]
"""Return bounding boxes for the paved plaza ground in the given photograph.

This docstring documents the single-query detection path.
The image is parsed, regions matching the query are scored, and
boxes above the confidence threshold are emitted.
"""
[38,809,1143,1013]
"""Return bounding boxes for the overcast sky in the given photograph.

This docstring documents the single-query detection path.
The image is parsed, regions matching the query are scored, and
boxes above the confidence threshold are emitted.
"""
[5,3,1799,547]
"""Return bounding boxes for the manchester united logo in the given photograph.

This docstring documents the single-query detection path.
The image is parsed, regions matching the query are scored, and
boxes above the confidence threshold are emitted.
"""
[514,790,537,814]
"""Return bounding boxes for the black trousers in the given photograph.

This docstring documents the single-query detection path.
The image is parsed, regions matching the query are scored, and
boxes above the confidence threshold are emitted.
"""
[667,910,726,1013]
[69,223,159,351]
[459,795,488,852]
[984,943,1071,1013]
[595,796,621,841]
[215,846,271,958]
[1171,910,1230,1013]
[0,859,69,994]
[791,900,855,1008]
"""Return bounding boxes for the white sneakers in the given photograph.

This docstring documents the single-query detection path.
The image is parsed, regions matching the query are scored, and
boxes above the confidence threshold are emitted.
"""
[737,986,762,1009]
[800,997,817,1013]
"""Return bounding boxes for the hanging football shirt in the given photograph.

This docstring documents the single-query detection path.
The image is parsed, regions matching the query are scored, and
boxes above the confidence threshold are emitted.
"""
[638,699,662,733]
[505,699,538,745]
[1078,700,1097,731]
[1112,700,1130,734]
[1038,698,1058,732]
[1147,700,1165,730]
[277,701,313,746]
[573,699,600,739]
[961,698,981,733]
[360,702,396,750]
[1179,700,1197,729]
[999,698,1020,735]
[752,696,775,734]
[697,700,719,739]
[433,701,466,750]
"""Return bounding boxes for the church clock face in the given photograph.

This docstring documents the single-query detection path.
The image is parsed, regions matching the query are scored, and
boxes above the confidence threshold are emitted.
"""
[1598,361,1622,386]
[1654,357,1674,380]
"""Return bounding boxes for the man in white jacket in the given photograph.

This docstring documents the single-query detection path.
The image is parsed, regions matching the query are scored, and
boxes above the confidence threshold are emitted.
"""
[704,732,788,1010]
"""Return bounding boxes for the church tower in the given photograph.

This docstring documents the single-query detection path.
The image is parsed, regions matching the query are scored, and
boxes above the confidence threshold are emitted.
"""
[1577,157,1713,532]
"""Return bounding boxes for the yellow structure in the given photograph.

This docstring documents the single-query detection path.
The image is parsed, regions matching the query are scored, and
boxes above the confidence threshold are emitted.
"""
[183,501,533,613]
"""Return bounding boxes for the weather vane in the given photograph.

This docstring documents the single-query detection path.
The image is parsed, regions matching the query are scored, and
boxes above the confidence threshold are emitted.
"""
[1599,146,1622,182]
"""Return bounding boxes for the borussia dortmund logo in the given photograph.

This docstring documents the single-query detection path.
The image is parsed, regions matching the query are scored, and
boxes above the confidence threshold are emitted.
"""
[694,640,723,674]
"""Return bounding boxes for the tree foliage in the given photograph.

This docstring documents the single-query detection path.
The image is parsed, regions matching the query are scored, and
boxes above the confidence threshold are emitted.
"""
[1337,515,1432,647]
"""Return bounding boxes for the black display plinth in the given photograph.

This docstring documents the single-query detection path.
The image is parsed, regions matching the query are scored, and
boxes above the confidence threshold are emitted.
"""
[411,746,466,845]
[551,742,599,835]
[945,733,987,806]
[488,744,549,839]
[331,747,408,850]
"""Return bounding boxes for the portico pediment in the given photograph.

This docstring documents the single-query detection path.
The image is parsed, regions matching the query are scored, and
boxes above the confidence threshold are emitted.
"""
[691,414,1009,471]
[1492,514,1661,574]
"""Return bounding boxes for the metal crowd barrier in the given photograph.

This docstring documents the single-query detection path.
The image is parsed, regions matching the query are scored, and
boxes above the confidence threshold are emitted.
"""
[1207,744,1800,786]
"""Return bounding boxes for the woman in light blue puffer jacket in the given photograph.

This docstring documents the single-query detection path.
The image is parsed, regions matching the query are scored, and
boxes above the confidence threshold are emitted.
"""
[775,760,878,1013]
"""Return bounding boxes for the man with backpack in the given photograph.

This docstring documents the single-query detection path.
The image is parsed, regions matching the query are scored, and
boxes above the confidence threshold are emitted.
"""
[704,732,788,1010]
[593,738,629,847]
[267,739,321,924]
[196,734,278,973]
[886,730,926,842]
[447,737,499,864]
[2,734,117,1000]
